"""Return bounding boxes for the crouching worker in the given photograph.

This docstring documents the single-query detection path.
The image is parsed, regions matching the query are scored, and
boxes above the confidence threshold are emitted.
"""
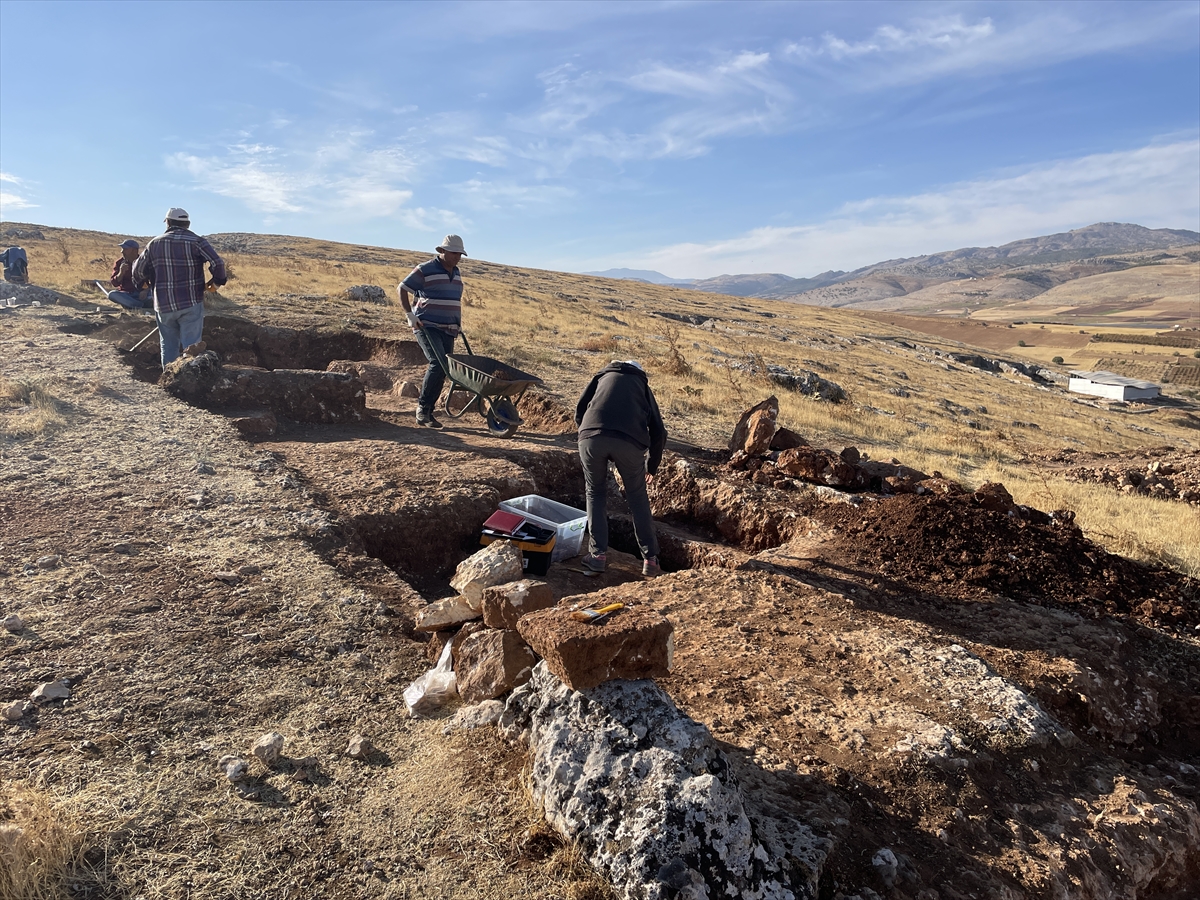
[99,239,154,309]
[134,208,226,369]
[575,360,667,577]
[397,234,467,428]
[1,246,28,283]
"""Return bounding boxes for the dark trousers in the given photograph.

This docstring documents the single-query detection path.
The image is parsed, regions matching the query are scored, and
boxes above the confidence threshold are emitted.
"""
[414,327,455,413]
[579,434,659,560]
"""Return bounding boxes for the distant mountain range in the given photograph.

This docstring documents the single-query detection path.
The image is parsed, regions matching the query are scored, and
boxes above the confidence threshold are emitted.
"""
[588,223,1200,310]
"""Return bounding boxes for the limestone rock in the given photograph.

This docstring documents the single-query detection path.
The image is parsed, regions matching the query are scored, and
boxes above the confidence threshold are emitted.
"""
[394,380,420,399]
[456,629,538,703]
[425,620,487,664]
[3,700,31,721]
[30,679,70,703]
[442,700,506,734]
[517,602,674,691]
[339,285,388,304]
[414,595,480,633]
[326,360,394,392]
[729,396,779,454]
[500,663,826,899]
[219,755,248,782]
[347,735,373,759]
[743,407,778,456]
[36,554,61,569]
[3,613,23,632]
[450,541,524,609]
[769,426,806,451]
[232,411,278,438]
[251,732,284,767]
[482,579,556,630]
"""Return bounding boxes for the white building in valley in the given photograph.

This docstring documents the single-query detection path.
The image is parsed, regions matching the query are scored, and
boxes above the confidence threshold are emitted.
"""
[1068,371,1161,401]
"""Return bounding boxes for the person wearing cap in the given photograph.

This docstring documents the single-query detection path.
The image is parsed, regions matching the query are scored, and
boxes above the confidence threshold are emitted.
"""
[97,239,154,309]
[134,208,226,369]
[397,234,467,428]
[574,360,668,577]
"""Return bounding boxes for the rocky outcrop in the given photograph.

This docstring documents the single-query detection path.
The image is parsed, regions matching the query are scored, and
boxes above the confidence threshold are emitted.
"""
[517,601,674,691]
[500,663,827,900]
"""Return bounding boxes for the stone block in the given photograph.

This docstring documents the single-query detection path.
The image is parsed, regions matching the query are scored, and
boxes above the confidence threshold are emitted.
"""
[482,579,556,630]
[729,396,778,454]
[517,602,674,690]
[743,408,777,456]
[450,541,524,610]
[456,629,538,703]
[414,595,480,633]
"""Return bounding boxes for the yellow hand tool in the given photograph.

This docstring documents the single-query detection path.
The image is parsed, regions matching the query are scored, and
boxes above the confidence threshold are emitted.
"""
[570,602,624,623]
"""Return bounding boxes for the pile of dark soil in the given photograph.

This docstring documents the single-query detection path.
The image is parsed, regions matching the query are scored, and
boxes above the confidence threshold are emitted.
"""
[819,492,1199,628]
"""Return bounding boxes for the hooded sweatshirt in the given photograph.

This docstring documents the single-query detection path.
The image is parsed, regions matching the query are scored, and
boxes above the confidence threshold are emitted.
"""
[575,362,667,474]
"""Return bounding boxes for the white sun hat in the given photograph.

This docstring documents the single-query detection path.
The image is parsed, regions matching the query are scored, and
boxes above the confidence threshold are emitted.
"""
[437,234,467,256]
[165,207,190,223]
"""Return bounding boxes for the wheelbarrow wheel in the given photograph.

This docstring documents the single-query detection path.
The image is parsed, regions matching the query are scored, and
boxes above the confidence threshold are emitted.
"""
[484,397,521,438]
[485,409,519,438]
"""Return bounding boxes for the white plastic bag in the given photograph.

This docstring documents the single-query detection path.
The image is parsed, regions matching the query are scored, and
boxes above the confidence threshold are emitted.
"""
[403,640,458,717]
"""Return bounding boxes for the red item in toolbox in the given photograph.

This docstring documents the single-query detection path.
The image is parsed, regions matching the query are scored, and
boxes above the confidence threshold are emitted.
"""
[484,509,526,534]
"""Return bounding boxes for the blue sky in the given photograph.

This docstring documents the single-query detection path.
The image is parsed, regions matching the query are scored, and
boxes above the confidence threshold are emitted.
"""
[1,0,1197,279]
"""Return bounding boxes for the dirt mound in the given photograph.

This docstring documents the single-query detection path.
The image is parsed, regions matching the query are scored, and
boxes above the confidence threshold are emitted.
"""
[516,390,576,434]
[818,492,1198,628]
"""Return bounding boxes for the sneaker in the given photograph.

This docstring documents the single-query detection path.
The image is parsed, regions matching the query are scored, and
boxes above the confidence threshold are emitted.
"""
[581,552,607,573]
[416,409,443,429]
[642,557,662,577]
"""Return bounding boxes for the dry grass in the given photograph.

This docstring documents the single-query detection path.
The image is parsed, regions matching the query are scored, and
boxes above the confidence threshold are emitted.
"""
[0,377,68,437]
[0,787,79,900]
[6,218,1198,573]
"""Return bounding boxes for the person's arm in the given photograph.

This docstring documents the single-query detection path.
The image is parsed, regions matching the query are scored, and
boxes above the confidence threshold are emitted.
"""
[574,376,600,427]
[197,238,227,286]
[645,387,667,477]
[132,249,152,286]
[397,285,422,330]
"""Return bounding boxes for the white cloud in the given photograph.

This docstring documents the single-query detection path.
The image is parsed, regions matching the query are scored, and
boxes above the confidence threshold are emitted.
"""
[168,135,441,221]
[0,191,37,212]
[449,178,574,212]
[0,173,36,211]
[783,7,1199,88]
[616,139,1200,279]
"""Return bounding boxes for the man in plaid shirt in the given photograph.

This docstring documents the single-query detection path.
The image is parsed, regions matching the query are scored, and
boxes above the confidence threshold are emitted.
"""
[134,207,227,369]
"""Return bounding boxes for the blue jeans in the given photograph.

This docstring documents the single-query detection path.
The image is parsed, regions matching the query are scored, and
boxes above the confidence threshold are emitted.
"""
[579,434,659,560]
[157,302,205,368]
[107,289,153,309]
[414,327,455,413]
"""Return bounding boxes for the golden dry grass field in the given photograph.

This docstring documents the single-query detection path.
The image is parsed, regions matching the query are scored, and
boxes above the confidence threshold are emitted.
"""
[6,220,1200,579]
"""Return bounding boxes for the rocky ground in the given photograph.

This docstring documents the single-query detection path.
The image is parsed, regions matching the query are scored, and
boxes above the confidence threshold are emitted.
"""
[2,296,1199,900]
[1033,446,1200,506]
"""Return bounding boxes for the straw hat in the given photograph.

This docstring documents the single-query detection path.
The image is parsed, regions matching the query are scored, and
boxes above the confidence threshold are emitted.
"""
[437,234,467,256]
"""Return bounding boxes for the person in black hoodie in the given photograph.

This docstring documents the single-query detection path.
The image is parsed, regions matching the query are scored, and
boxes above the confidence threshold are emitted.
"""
[574,360,667,576]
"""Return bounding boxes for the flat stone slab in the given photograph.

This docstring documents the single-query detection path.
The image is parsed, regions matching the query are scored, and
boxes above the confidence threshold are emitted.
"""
[517,599,674,690]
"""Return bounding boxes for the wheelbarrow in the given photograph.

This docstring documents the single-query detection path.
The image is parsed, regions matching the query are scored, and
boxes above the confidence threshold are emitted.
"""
[427,331,543,438]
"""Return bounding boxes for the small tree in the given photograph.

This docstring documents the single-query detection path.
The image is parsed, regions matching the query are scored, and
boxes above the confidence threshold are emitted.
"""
[1018,340,1027,347]
[1052,356,1064,365]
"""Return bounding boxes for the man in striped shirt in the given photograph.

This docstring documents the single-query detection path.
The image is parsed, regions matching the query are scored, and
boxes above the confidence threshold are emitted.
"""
[133,207,227,369]
[397,234,466,428]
